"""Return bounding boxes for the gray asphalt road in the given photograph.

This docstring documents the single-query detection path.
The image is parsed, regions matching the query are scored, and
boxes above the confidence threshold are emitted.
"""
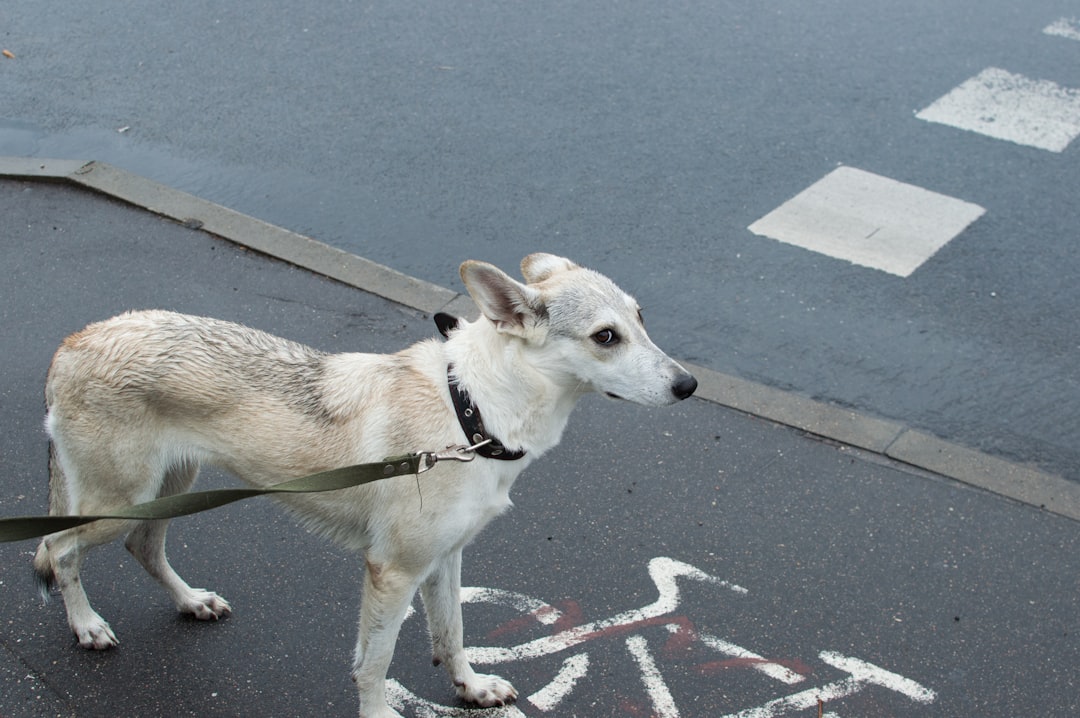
[3,1,1078,478]
[2,180,1078,717]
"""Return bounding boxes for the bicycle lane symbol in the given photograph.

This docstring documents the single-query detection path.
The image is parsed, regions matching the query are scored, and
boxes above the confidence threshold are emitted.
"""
[386,557,936,717]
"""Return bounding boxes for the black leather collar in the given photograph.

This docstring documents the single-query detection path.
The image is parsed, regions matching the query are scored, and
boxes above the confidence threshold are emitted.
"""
[446,366,527,461]
[436,314,526,461]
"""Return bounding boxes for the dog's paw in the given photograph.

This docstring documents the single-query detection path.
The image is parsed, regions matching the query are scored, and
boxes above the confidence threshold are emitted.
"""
[74,615,118,650]
[454,672,518,707]
[178,589,232,620]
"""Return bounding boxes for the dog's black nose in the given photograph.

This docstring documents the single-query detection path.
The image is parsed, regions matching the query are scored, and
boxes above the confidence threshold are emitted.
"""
[672,373,697,400]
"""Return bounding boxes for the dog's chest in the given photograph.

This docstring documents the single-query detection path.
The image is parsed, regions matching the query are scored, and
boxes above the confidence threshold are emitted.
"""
[451,462,522,530]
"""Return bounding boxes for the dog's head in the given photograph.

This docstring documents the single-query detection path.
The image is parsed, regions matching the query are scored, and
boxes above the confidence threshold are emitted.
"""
[460,253,696,406]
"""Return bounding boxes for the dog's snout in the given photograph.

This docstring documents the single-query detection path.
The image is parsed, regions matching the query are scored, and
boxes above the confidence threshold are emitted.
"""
[672,373,697,401]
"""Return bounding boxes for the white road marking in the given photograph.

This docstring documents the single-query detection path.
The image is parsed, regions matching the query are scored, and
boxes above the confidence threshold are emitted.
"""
[391,560,935,715]
[718,652,935,718]
[747,166,985,277]
[626,635,680,718]
[1044,17,1080,41]
[916,67,1080,152]
[385,679,529,717]
[404,585,562,623]
[818,651,936,703]
[697,631,806,685]
[526,654,590,712]
[460,586,563,625]
[466,557,746,664]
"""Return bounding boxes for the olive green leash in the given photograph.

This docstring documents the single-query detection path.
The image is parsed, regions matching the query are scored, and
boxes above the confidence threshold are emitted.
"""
[0,443,487,543]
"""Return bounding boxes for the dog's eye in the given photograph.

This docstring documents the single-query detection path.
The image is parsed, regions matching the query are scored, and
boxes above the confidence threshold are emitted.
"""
[592,329,619,346]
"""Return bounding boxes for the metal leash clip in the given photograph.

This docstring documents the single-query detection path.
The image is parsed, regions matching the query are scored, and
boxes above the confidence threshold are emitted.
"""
[417,439,494,473]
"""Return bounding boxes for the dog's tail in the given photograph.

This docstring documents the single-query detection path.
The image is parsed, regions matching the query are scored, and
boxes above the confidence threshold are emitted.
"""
[32,439,68,604]
[32,542,55,604]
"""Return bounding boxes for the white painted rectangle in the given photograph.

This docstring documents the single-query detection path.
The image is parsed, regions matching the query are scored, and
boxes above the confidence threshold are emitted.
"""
[1044,17,1080,41]
[747,167,985,277]
[916,67,1080,152]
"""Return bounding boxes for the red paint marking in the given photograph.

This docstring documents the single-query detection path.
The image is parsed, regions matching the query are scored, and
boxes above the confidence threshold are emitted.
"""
[695,656,812,677]
[618,698,651,717]
[485,600,585,641]
[486,600,701,656]
[485,605,558,640]
[573,614,700,648]
[550,600,585,635]
[660,617,698,654]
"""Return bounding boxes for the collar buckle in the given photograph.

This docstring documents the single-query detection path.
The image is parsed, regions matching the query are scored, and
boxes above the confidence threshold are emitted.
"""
[418,439,494,474]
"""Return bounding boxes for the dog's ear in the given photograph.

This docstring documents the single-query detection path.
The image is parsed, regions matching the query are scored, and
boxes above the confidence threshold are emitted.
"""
[461,260,544,336]
[520,253,579,285]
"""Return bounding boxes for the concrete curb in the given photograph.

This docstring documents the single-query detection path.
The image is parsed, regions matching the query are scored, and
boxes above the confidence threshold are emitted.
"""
[3,156,1076,522]
[2,158,458,314]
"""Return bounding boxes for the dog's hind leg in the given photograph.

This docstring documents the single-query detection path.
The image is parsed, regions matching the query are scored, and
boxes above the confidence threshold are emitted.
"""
[421,550,518,707]
[124,460,231,621]
[47,525,129,649]
[37,442,131,649]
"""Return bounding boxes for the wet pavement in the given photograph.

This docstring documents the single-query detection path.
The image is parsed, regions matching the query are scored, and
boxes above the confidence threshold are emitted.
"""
[2,1,1079,478]
[1,178,1077,717]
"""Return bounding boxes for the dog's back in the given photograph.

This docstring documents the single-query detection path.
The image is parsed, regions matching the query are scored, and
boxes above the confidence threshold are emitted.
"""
[48,310,335,430]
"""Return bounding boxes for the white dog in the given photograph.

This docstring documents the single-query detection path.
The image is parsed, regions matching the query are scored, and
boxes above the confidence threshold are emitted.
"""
[34,253,696,717]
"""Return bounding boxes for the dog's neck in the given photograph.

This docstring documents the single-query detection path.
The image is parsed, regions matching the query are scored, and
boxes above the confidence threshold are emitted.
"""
[443,319,584,459]
[446,366,526,461]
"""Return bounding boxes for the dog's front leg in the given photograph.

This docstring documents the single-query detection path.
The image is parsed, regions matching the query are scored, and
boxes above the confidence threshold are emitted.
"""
[352,559,420,718]
[420,550,518,707]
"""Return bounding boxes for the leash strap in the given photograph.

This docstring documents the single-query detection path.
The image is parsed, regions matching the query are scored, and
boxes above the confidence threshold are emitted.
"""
[0,453,425,543]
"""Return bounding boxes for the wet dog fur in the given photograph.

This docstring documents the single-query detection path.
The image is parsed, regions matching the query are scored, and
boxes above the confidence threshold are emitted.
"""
[32,253,696,717]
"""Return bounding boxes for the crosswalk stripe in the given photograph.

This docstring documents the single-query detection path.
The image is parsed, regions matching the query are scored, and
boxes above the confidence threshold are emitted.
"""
[916,67,1080,152]
[747,167,985,278]
[1043,17,1080,41]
